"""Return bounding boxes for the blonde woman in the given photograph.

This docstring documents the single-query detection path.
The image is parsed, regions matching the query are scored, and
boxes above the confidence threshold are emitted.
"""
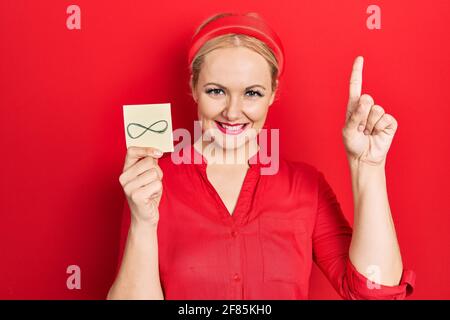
[107,12,415,300]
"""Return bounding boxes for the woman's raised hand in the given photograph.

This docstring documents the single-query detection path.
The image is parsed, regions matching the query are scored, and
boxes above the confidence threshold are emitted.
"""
[342,56,398,166]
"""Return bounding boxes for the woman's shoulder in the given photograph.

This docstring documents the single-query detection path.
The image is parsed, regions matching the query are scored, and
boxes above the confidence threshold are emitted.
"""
[260,158,324,203]
[279,157,320,179]
[156,151,205,179]
[279,158,334,194]
[157,152,192,172]
[262,158,323,194]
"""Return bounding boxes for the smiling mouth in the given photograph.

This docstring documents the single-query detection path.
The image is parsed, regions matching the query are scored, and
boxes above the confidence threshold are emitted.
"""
[214,121,250,135]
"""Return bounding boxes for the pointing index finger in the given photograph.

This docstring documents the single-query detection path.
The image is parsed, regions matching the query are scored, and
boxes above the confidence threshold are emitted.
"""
[348,56,364,109]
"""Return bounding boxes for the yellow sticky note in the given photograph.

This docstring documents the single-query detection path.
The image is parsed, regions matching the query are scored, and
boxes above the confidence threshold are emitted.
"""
[123,103,174,152]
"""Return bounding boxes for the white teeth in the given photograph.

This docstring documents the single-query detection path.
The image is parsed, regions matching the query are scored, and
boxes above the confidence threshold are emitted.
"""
[218,122,246,131]
[224,125,243,130]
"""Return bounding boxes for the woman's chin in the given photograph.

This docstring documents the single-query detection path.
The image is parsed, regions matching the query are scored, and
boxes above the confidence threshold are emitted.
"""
[213,135,253,151]
[201,125,259,151]
[211,139,243,150]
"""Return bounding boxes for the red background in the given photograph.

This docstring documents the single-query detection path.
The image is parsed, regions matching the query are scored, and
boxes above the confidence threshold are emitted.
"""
[0,0,449,299]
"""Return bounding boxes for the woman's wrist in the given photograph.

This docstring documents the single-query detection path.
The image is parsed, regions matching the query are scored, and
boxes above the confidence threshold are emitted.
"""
[130,214,159,233]
[347,154,386,172]
[347,155,387,193]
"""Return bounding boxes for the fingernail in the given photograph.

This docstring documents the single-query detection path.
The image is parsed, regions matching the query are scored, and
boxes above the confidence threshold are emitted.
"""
[364,129,369,135]
[358,125,365,132]
[154,150,163,156]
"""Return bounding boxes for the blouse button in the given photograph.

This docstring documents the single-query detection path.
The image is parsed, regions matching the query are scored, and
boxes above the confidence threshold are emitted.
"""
[233,273,241,282]
[231,230,238,238]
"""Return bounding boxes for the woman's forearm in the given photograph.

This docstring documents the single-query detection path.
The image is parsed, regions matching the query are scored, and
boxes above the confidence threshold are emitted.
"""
[348,159,403,286]
[107,215,164,300]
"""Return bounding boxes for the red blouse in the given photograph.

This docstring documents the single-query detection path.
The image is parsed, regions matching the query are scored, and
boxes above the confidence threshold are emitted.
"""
[117,143,415,300]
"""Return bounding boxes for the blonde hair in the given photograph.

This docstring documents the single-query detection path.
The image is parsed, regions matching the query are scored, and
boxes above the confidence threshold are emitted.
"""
[190,12,279,93]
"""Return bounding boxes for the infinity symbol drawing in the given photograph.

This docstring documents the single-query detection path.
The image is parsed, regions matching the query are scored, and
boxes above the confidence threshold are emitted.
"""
[126,120,168,139]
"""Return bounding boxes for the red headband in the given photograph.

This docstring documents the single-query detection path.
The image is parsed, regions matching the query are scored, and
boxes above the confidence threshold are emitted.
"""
[188,14,285,78]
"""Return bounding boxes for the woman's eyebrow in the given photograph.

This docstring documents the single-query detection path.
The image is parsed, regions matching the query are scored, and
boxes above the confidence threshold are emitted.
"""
[246,84,266,91]
[203,82,225,89]
[203,82,266,91]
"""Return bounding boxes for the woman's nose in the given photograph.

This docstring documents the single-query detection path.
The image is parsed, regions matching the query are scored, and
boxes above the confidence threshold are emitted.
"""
[222,97,243,121]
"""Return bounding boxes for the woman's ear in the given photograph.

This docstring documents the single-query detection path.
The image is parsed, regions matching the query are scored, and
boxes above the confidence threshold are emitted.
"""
[268,79,279,106]
[190,75,198,103]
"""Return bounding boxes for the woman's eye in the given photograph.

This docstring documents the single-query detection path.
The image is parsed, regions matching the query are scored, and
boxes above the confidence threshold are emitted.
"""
[246,90,263,97]
[206,88,224,96]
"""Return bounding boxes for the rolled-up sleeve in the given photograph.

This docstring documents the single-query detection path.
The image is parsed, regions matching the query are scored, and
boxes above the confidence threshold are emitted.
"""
[312,171,416,300]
